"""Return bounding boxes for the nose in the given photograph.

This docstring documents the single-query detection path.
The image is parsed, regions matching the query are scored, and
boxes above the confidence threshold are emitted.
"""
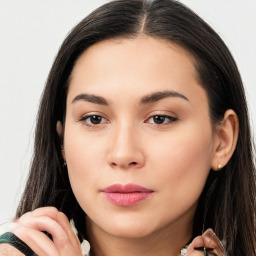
[107,124,145,170]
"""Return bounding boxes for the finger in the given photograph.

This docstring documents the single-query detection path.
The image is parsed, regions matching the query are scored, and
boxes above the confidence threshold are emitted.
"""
[32,208,81,249]
[31,207,79,246]
[32,206,60,218]
[19,210,83,255]
[186,231,224,256]
[17,206,60,240]
[18,207,59,223]
[185,236,204,255]
[18,214,70,250]
[12,223,59,256]
[56,212,81,248]
[186,252,206,256]
[202,229,225,255]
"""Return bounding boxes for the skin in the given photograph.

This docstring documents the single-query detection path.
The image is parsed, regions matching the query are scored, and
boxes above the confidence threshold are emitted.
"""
[0,35,238,256]
[63,35,224,255]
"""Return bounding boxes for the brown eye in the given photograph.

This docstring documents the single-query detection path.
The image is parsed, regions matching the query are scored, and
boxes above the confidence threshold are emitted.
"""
[80,115,108,126]
[148,115,178,125]
[88,115,103,124]
[153,115,166,124]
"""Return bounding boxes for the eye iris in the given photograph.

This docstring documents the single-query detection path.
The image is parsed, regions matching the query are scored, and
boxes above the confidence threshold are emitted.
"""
[90,115,102,124]
[153,115,165,124]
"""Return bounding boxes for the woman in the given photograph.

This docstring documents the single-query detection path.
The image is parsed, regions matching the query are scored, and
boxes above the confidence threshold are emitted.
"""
[0,0,255,255]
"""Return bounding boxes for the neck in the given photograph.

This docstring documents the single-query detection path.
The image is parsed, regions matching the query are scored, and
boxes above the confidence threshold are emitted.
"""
[86,216,193,256]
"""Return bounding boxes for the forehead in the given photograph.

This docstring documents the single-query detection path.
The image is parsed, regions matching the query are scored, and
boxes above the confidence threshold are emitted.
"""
[71,35,198,80]
[67,35,206,106]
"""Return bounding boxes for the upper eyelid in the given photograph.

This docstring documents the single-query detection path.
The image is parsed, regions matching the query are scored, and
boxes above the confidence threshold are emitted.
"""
[145,110,177,119]
[79,112,109,119]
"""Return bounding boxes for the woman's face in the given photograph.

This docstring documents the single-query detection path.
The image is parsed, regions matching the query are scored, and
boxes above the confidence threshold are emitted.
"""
[64,36,218,239]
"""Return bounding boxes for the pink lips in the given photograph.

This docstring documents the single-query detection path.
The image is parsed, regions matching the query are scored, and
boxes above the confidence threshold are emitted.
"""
[101,183,154,206]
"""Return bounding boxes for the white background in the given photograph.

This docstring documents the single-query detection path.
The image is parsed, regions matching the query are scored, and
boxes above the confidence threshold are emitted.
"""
[0,0,255,225]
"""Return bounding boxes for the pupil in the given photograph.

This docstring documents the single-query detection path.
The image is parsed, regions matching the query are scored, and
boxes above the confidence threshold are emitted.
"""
[153,115,165,124]
[90,115,102,124]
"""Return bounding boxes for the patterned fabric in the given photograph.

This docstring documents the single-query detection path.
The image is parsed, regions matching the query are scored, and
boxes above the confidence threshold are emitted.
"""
[0,232,36,256]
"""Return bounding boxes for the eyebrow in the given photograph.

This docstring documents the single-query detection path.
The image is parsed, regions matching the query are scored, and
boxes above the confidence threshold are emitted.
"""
[140,90,189,104]
[72,94,108,105]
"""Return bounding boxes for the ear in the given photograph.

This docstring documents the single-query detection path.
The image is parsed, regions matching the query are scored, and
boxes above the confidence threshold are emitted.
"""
[56,121,66,160]
[211,109,239,171]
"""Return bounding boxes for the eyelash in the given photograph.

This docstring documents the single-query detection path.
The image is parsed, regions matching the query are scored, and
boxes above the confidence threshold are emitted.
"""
[79,115,108,127]
[79,114,178,127]
[146,115,178,125]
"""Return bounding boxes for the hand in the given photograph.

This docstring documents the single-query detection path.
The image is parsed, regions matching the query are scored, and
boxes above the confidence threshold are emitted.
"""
[185,229,225,256]
[10,207,84,256]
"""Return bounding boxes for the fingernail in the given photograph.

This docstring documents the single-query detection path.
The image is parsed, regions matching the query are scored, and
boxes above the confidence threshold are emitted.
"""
[203,228,225,252]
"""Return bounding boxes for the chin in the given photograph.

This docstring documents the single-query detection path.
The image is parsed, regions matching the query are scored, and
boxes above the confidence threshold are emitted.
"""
[101,216,158,239]
[108,226,154,239]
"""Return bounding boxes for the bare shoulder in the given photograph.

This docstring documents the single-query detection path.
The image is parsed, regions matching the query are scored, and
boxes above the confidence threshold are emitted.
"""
[0,243,25,256]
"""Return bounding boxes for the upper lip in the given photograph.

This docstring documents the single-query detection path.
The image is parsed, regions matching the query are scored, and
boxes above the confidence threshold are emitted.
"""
[101,183,154,193]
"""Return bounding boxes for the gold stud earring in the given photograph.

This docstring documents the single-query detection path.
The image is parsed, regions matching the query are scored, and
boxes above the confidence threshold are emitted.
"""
[217,163,222,170]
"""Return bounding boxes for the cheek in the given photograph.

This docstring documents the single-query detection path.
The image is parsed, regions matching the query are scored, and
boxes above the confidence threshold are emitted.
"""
[148,123,214,204]
[66,137,104,168]
[153,119,213,169]
[64,129,107,205]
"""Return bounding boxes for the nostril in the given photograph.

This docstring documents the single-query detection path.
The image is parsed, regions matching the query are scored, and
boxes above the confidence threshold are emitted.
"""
[110,161,139,169]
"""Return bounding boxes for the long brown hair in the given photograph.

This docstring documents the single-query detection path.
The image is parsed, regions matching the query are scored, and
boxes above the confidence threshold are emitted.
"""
[16,1,256,255]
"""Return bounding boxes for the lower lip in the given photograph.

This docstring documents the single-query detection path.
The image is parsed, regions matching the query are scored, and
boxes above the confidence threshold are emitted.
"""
[102,192,153,206]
